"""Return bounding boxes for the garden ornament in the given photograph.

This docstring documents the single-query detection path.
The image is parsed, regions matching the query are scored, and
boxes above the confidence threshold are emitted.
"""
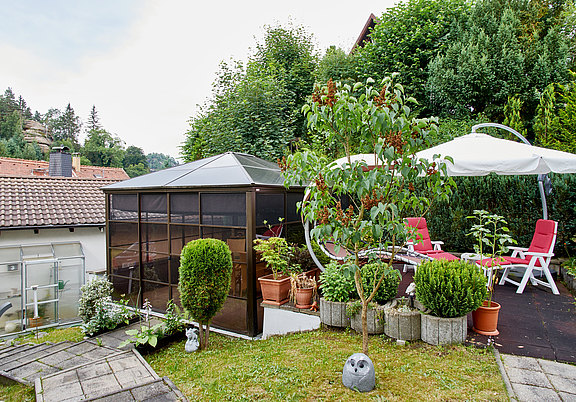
[185,328,199,352]
[342,352,375,392]
[406,282,416,308]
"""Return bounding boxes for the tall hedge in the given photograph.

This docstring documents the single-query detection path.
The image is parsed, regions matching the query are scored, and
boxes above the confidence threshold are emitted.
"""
[422,174,576,256]
[415,260,487,318]
[179,238,232,349]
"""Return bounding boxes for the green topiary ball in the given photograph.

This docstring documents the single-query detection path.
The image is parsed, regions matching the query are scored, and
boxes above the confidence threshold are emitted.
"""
[360,262,401,304]
[179,238,233,324]
[414,260,487,318]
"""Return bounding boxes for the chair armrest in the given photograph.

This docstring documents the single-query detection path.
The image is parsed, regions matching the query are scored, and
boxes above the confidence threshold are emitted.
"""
[508,246,528,258]
[431,241,444,250]
[524,251,553,257]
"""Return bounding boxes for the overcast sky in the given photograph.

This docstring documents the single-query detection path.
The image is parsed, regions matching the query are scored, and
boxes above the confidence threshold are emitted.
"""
[0,1,396,159]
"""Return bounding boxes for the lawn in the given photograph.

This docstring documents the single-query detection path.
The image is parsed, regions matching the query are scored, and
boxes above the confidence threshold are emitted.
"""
[0,326,507,401]
[147,328,507,401]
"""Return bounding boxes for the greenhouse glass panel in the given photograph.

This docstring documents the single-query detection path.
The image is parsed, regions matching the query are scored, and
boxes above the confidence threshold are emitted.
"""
[110,194,138,221]
[170,225,199,255]
[201,193,246,226]
[109,222,139,249]
[256,193,284,229]
[143,281,170,312]
[170,193,199,223]
[287,192,303,223]
[141,193,168,222]
[52,243,83,258]
[143,258,169,283]
[110,247,139,278]
[141,223,169,255]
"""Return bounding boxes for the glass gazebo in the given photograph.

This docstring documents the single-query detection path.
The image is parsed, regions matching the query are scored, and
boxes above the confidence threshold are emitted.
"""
[103,152,304,336]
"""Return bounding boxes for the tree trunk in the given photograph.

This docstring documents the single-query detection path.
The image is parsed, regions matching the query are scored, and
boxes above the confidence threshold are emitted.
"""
[198,325,204,350]
[361,301,368,354]
[204,320,211,349]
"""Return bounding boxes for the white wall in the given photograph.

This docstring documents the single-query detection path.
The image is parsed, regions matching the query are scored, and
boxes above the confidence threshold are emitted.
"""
[0,227,106,274]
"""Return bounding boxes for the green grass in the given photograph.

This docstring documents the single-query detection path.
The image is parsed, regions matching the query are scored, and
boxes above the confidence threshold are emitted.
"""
[147,328,507,401]
[0,326,507,401]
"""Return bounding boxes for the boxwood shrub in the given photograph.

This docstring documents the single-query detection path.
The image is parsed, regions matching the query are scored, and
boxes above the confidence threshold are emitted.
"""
[414,260,487,318]
[360,262,401,305]
[319,262,356,302]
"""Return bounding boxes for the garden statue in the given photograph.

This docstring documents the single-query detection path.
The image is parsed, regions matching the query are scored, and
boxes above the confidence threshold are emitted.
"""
[406,282,416,309]
[342,352,375,392]
[185,328,199,352]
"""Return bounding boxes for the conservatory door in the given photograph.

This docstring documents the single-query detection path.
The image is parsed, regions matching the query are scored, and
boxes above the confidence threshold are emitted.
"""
[23,259,59,329]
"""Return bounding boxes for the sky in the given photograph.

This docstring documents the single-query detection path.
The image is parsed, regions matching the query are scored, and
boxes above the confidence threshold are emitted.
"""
[0,1,397,160]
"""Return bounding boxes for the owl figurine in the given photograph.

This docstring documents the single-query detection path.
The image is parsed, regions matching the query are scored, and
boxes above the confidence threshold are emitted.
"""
[342,352,375,392]
[185,328,199,352]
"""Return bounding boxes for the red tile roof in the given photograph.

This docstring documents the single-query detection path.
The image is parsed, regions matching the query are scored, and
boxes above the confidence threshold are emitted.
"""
[0,177,117,229]
[0,157,129,180]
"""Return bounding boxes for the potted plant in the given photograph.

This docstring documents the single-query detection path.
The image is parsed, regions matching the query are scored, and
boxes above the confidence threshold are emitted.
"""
[384,296,422,341]
[467,210,516,335]
[254,236,294,306]
[415,259,487,345]
[290,272,317,308]
[319,262,356,327]
[560,257,576,292]
[348,262,401,335]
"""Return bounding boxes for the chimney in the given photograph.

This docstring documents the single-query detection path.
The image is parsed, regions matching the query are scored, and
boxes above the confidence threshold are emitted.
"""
[72,153,81,174]
[49,146,72,177]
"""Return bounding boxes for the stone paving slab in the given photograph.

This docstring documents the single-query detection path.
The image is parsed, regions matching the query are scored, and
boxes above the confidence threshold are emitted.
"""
[93,318,163,350]
[0,342,72,369]
[501,353,576,401]
[83,377,187,402]
[1,340,120,385]
[35,349,160,401]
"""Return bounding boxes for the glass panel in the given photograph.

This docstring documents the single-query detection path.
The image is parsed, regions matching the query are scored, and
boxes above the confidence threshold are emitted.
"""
[255,260,271,298]
[111,275,140,306]
[142,281,170,312]
[170,258,181,285]
[171,286,182,308]
[287,192,303,222]
[256,193,284,235]
[0,262,22,335]
[109,222,138,248]
[141,223,169,254]
[110,194,138,221]
[143,257,169,283]
[52,243,83,258]
[111,247,140,278]
[57,258,83,322]
[227,238,247,298]
[21,245,53,260]
[141,193,168,222]
[201,193,246,227]
[170,193,199,223]
[24,261,58,329]
[170,225,200,255]
[244,166,284,185]
[211,297,247,334]
[201,227,246,243]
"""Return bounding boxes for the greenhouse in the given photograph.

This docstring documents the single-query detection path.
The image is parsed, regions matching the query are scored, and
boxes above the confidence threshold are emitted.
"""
[103,152,304,336]
[0,242,85,337]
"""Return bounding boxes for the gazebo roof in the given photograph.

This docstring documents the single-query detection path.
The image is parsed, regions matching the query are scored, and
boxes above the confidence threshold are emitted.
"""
[104,152,287,191]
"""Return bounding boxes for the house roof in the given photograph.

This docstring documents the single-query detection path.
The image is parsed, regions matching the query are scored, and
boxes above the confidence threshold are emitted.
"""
[0,177,117,229]
[0,157,129,180]
[104,152,294,191]
[351,13,379,52]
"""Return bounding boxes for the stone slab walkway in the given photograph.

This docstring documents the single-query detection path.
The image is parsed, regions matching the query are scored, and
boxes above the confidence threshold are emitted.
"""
[499,353,576,401]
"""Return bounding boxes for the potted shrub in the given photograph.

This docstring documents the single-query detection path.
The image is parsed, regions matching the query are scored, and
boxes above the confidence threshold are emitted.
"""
[254,236,294,306]
[415,260,487,345]
[467,210,516,335]
[319,262,356,327]
[349,262,401,335]
[560,257,576,292]
[290,272,317,308]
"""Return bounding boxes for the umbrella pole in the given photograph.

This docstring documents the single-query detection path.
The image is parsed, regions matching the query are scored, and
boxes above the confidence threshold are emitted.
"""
[472,123,548,220]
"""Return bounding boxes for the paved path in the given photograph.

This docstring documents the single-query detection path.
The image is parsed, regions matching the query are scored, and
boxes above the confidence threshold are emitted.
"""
[497,352,576,401]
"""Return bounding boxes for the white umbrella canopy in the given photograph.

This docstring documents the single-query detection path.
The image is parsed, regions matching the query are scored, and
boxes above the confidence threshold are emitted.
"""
[415,132,576,176]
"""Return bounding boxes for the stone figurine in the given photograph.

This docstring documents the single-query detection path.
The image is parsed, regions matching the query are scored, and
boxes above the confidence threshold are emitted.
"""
[342,352,375,392]
[185,328,199,352]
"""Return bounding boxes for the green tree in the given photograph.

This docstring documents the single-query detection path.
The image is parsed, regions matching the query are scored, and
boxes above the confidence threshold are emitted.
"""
[82,128,125,167]
[123,146,150,177]
[354,0,469,110]
[535,80,576,153]
[146,152,178,171]
[315,46,357,86]
[49,103,82,147]
[283,76,455,354]
[87,105,101,132]
[179,239,232,350]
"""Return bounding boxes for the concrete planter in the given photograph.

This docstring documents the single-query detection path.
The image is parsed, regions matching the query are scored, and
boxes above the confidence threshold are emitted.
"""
[420,313,467,345]
[350,304,385,335]
[560,266,576,292]
[319,298,349,327]
[384,299,421,341]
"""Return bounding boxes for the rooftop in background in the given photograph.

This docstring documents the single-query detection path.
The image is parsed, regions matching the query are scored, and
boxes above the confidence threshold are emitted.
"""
[0,176,118,229]
[351,13,379,52]
[0,156,129,180]
[105,152,290,191]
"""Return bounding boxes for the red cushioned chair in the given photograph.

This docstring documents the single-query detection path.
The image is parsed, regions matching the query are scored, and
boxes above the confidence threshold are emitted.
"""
[405,217,459,262]
[487,219,559,295]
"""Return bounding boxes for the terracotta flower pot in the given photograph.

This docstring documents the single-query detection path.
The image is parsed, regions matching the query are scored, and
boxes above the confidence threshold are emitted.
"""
[294,287,314,309]
[258,274,291,306]
[472,300,501,336]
